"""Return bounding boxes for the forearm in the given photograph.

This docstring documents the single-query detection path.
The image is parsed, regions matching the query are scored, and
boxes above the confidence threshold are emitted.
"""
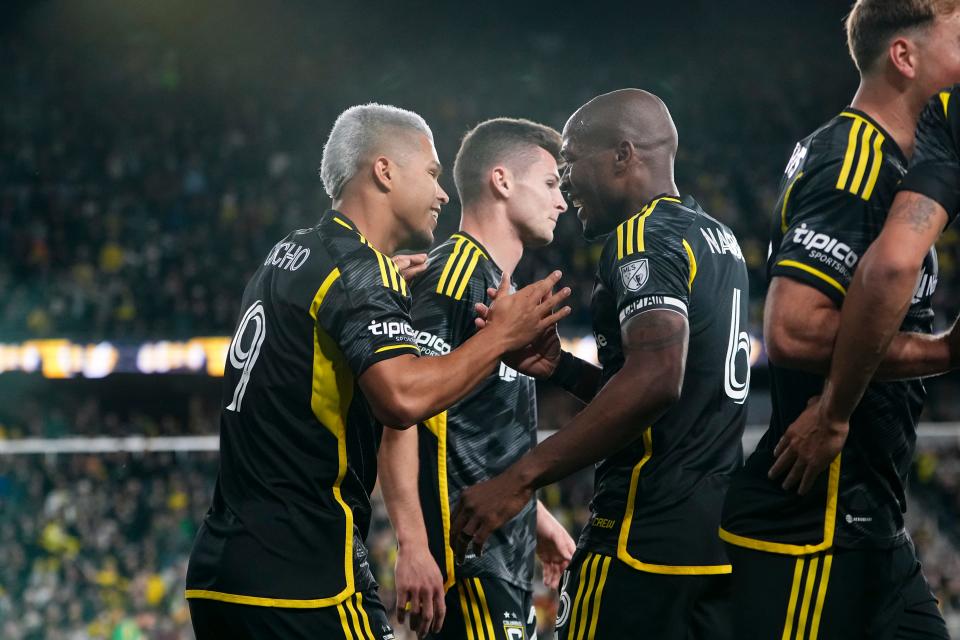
[536,500,562,535]
[875,331,952,380]
[514,368,675,490]
[378,427,429,547]
[820,251,917,421]
[400,330,507,419]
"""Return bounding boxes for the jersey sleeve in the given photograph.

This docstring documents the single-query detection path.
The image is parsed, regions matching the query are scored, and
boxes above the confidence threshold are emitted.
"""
[604,214,691,326]
[408,261,479,356]
[769,162,875,306]
[899,87,960,224]
[316,251,420,377]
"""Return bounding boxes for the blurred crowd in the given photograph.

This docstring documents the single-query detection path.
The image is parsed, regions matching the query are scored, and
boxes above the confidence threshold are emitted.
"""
[2,443,959,640]
[7,4,960,343]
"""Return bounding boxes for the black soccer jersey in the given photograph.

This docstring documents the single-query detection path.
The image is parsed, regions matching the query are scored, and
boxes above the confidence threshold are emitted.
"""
[411,232,539,591]
[579,194,749,572]
[186,210,420,607]
[721,108,941,554]
[901,85,960,223]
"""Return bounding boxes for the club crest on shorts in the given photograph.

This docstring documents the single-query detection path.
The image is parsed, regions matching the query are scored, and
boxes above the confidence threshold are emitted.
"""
[619,258,649,291]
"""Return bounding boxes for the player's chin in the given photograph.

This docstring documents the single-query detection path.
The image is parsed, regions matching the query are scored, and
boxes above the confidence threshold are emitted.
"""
[405,225,434,251]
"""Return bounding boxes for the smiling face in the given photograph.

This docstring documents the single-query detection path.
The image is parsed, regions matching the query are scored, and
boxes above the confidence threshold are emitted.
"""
[559,118,620,239]
[505,147,568,247]
[390,133,449,250]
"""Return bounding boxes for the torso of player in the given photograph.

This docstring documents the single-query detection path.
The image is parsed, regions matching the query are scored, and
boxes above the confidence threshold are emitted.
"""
[410,232,538,591]
[580,195,749,571]
[721,110,939,554]
[187,211,419,606]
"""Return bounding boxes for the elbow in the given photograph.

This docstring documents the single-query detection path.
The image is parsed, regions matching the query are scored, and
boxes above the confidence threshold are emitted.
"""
[765,331,800,368]
[859,248,923,291]
[369,389,421,429]
[645,367,683,412]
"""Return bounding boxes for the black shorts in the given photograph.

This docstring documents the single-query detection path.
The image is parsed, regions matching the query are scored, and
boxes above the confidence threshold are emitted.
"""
[554,549,732,640]
[725,540,948,640]
[189,589,394,640]
[430,576,535,640]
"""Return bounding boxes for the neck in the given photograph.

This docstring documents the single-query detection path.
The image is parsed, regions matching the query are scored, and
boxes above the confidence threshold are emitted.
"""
[332,191,402,255]
[459,204,524,275]
[850,76,928,159]
[623,177,679,220]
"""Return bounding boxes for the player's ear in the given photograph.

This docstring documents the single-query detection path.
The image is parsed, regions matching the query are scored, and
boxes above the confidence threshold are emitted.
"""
[490,166,511,200]
[888,36,918,80]
[614,140,635,170]
[372,156,393,193]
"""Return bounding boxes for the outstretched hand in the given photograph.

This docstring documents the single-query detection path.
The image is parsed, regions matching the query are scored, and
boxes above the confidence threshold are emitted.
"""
[769,396,848,495]
[475,274,567,378]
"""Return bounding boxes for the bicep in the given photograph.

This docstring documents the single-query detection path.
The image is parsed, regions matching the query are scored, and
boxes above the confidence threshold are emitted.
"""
[620,309,689,389]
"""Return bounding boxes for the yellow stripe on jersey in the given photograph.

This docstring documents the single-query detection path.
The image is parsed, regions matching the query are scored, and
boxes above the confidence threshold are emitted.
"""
[436,235,488,299]
[354,593,377,640]
[837,112,885,200]
[616,196,682,259]
[573,554,601,640]
[719,454,842,555]
[617,427,732,574]
[780,557,805,640]
[794,556,821,640]
[809,553,834,640]
[847,124,874,196]
[775,260,846,296]
[337,600,354,639]
[682,239,697,291]
[941,91,951,119]
[454,247,484,300]
[585,556,612,640]
[473,579,497,640]
[836,117,862,191]
[861,130,885,201]
[423,413,456,591]
[333,216,354,231]
[569,553,593,640]
[463,579,486,640]
[373,344,419,354]
[780,171,804,234]
[307,267,356,605]
[457,582,478,640]
[333,216,406,294]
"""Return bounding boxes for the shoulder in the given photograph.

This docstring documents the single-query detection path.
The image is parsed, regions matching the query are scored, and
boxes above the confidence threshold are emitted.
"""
[605,196,694,264]
[319,214,408,296]
[796,112,903,203]
[413,233,493,303]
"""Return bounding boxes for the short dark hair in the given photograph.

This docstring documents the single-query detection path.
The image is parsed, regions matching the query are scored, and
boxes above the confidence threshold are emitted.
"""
[453,118,562,207]
[845,0,960,74]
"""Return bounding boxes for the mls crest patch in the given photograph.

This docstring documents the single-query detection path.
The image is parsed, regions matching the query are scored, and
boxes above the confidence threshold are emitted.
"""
[619,258,649,291]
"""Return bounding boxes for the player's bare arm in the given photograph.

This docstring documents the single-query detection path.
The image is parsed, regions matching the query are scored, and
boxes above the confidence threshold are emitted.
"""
[765,276,959,380]
[534,501,576,590]
[379,428,446,637]
[770,191,951,495]
[360,271,571,427]
[450,308,687,561]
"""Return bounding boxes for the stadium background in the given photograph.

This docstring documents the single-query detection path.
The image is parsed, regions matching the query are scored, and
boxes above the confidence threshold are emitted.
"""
[2,1,960,638]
